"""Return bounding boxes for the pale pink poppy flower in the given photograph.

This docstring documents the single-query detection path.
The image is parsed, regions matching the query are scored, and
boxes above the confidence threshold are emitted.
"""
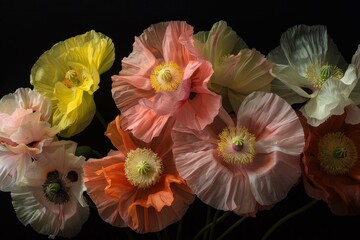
[111,21,221,143]
[0,88,58,191]
[172,91,305,216]
[11,140,89,239]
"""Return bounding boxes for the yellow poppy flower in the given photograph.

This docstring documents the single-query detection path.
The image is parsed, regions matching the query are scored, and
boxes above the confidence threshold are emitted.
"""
[30,30,115,137]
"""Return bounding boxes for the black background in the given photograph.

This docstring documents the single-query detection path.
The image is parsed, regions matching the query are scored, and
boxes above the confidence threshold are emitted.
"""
[1,0,360,239]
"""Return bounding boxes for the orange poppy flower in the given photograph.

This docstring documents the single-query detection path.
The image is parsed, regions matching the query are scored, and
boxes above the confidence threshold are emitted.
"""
[83,115,194,233]
[298,108,360,215]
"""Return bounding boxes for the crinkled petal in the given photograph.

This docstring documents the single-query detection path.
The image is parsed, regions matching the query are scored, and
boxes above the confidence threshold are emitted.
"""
[193,20,247,66]
[300,76,356,126]
[12,186,89,238]
[277,25,346,73]
[235,92,304,205]
[270,64,313,101]
[246,152,301,205]
[0,88,52,121]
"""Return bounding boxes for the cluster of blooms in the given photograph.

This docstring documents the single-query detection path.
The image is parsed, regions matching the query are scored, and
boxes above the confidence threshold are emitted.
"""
[1,20,360,239]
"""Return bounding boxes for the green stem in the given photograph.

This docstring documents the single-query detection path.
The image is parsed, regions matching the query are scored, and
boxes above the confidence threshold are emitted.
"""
[161,228,169,240]
[193,211,231,240]
[176,219,183,240]
[209,210,221,240]
[203,206,213,240]
[91,149,103,158]
[95,110,108,130]
[216,216,247,240]
[261,199,318,240]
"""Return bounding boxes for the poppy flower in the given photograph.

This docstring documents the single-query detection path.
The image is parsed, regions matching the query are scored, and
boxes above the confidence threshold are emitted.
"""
[267,25,360,126]
[0,88,57,191]
[172,91,305,216]
[30,30,115,137]
[111,21,221,143]
[83,115,195,233]
[193,20,274,113]
[11,140,89,238]
[299,108,360,215]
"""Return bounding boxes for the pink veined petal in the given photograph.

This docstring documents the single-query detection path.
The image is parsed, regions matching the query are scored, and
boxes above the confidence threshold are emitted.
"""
[0,152,28,191]
[121,104,171,143]
[119,37,158,79]
[174,61,221,130]
[0,88,52,121]
[234,92,304,205]
[173,143,257,214]
[237,91,305,145]
[111,74,155,112]
[245,151,302,205]
[162,21,195,65]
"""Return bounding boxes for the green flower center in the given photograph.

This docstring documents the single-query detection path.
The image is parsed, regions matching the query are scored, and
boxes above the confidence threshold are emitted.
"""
[42,170,70,204]
[318,132,357,175]
[124,148,163,189]
[306,63,344,89]
[218,126,256,165]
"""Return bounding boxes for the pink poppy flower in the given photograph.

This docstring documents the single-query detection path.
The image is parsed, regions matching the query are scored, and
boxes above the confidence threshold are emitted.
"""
[83,115,195,233]
[11,140,89,239]
[298,108,360,215]
[172,91,305,216]
[0,88,58,191]
[111,21,221,143]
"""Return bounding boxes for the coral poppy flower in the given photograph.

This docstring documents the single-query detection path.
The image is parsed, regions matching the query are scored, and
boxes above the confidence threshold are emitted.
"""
[172,91,305,216]
[193,20,274,113]
[111,21,221,143]
[11,140,89,239]
[30,30,115,138]
[298,107,360,215]
[0,88,58,191]
[83,115,195,233]
[267,25,360,126]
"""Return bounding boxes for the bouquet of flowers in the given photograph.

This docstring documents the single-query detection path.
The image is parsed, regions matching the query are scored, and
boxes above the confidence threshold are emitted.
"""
[1,20,360,239]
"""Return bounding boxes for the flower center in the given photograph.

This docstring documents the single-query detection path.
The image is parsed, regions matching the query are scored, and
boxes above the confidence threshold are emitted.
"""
[62,68,83,88]
[318,132,357,175]
[124,148,163,189]
[306,63,344,89]
[150,62,184,92]
[218,126,256,165]
[42,170,70,204]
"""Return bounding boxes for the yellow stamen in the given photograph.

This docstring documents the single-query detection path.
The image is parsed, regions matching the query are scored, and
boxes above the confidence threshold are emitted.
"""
[150,62,183,92]
[318,132,357,175]
[62,69,81,88]
[218,126,256,165]
[124,148,163,189]
[306,63,344,89]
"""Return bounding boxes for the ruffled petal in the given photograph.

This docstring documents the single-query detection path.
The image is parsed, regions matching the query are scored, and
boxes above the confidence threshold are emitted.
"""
[234,92,303,205]
[300,76,355,126]
[193,20,248,66]
[246,152,301,205]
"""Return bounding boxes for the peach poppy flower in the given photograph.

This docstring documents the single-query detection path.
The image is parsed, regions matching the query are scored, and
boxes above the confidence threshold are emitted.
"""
[111,21,221,143]
[172,91,305,216]
[298,107,360,215]
[83,115,195,233]
[0,88,58,191]
[11,140,89,239]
